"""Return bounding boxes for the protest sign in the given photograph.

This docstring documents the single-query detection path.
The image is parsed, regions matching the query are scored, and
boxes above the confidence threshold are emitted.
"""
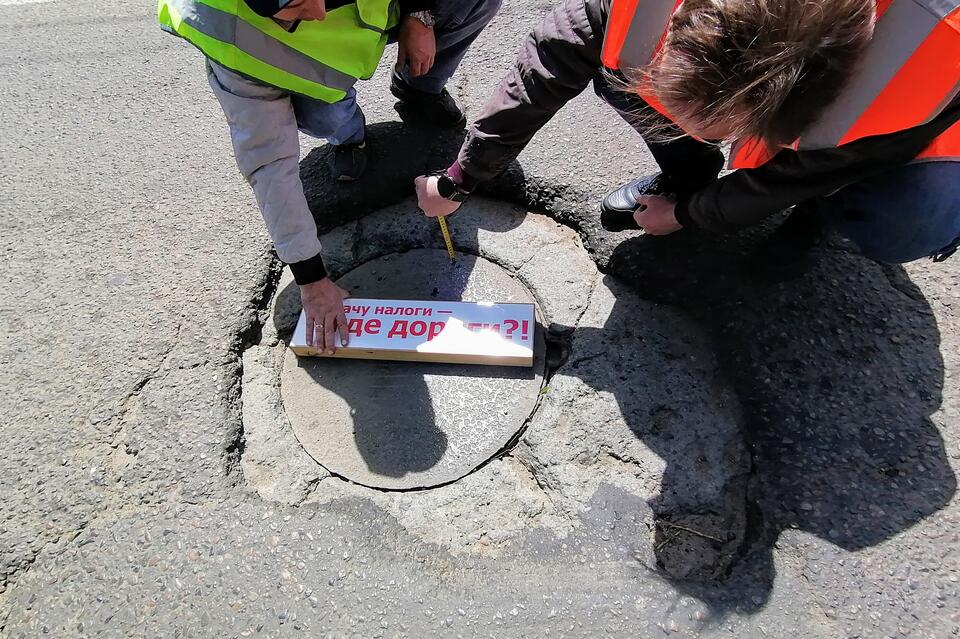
[290,298,535,367]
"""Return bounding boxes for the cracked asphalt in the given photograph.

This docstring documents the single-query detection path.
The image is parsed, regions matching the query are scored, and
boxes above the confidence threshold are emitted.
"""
[2,0,959,636]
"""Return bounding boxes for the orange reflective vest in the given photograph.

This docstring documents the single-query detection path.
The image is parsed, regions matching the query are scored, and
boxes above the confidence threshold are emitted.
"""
[601,0,960,169]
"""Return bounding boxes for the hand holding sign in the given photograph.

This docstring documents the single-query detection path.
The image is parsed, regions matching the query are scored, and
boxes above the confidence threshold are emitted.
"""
[299,278,350,354]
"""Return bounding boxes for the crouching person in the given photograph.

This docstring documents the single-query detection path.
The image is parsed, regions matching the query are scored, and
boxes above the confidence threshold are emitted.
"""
[159,0,502,352]
[415,0,960,269]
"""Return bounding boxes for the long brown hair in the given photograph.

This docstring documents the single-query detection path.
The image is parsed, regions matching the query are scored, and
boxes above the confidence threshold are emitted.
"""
[631,0,876,147]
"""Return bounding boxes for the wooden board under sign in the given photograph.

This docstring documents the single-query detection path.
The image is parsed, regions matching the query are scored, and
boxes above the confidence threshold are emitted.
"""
[290,298,535,367]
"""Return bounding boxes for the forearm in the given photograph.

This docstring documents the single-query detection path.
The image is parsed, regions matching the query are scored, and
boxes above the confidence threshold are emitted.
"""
[248,160,327,282]
[677,145,927,233]
[679,97,960,233]
[206,61,326,282]
[457,0,607,182]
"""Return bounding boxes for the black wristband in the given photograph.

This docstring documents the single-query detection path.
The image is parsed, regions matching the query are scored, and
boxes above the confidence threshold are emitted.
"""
[288,252,328,285]
[673,198,699,230]
[436,173,470,202]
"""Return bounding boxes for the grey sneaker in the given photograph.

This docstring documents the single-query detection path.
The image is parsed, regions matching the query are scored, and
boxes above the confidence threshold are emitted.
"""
[331,141,367,182]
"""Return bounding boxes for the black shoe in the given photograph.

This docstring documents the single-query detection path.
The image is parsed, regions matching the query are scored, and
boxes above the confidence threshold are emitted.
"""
[749,205,827,282]
[390,72,466,127]
[600,173,680,231]
[331,141,367,182]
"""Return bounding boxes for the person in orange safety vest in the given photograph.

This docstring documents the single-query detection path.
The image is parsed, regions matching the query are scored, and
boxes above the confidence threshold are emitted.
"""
[415,0,960,269]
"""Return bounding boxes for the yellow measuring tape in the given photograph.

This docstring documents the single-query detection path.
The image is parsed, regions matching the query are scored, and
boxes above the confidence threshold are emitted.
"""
[437,216,456,261]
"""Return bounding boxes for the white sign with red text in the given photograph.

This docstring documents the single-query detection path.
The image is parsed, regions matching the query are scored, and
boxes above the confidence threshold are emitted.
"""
[290,298,535,367]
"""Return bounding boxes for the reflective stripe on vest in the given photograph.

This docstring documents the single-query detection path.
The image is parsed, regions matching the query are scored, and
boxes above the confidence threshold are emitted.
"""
[799,0,960,151]
[601,0,680,71]
[600,0,960,168]
[917,118,960,161]
[158,0,398,103]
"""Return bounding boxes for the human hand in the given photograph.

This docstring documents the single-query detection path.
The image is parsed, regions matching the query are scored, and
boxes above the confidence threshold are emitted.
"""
[635,195,683,235]
[415,174,463,218]
[397,16,436,77]
[299,277,350,354]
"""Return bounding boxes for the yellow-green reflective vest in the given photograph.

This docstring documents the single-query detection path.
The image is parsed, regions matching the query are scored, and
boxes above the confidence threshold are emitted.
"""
[158,0,399,103]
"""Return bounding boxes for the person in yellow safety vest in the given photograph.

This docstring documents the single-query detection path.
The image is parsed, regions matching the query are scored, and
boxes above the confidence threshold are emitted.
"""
[415,0,960,279]
[159,0,501,353]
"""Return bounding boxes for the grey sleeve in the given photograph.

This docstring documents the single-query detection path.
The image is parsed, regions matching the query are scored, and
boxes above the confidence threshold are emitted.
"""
[205,61,323,266]
[457,0,607,181]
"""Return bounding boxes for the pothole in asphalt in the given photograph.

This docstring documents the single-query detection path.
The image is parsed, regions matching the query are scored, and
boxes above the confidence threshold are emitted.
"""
[280,249,546,491]
[240,197,748,578]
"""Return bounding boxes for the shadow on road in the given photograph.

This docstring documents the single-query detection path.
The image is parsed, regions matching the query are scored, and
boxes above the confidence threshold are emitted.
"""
[603,226,957,609]
[308,363,448,478]
[293,121,955,611]
[300,120,467,233]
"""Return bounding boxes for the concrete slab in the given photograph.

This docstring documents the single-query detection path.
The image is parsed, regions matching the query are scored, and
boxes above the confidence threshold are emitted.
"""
[280,250,546,490]
[243,200,748,584]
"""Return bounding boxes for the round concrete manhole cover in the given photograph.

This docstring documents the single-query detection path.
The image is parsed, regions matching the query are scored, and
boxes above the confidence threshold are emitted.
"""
[281,249,546,490]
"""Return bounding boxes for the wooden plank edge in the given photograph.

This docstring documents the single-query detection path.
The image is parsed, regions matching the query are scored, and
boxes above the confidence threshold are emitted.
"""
[289,345,533,368]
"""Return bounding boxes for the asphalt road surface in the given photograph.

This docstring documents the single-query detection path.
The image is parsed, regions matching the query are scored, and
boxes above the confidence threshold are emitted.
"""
[1,0,958,636]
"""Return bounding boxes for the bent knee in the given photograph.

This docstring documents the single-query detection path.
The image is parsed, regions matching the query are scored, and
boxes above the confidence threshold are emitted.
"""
[830,162,960,264]
[839,225,960,264]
